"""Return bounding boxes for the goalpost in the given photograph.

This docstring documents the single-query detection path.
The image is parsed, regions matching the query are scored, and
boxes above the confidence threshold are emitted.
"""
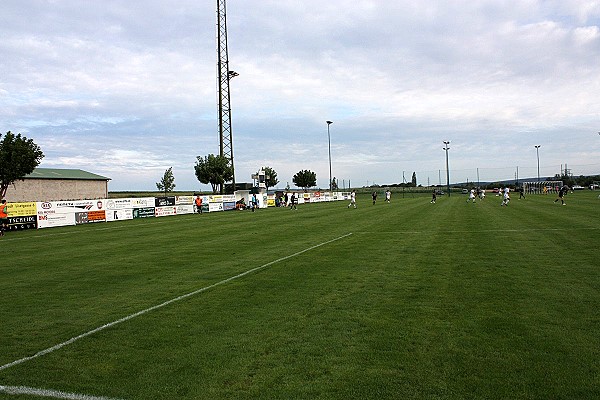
[522,180,563,194]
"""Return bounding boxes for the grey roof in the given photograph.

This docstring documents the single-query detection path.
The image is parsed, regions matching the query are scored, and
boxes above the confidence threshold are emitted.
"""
[24,168,111,181]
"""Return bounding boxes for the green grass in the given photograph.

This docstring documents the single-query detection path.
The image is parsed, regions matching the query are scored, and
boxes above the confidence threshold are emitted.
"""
[1,192,599,399]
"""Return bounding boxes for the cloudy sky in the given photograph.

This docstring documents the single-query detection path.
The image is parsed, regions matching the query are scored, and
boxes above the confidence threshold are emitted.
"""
[1,0,599,191]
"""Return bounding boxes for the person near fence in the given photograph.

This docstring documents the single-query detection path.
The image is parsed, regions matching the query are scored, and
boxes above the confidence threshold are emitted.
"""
[194,195,203,214]
[0,199,8,236]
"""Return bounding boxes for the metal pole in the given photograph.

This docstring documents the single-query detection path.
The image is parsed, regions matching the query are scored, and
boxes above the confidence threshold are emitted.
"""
[326,121,333,191]
[535,145,541,183]
[443,141,451,196]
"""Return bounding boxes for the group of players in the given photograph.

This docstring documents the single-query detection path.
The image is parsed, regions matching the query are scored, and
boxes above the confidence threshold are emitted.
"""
[460,185,570,206]
[348,185,571,209]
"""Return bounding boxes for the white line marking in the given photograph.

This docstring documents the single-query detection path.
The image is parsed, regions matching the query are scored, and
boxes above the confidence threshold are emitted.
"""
[0,385,123,400]
[0,233,353,372]
[356,227,600,234]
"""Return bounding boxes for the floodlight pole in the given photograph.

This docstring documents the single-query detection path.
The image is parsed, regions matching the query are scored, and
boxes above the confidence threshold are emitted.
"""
[326,120,333,191]
[535,145,541,183]
[217,0,237,194]
[443,141,451,196]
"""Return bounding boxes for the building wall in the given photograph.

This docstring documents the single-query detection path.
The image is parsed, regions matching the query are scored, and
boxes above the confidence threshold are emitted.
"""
[5,179,109,202]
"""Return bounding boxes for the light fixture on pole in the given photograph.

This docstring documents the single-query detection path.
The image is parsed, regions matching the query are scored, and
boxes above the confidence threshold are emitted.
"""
[535,145,541,183]
[326,120,333,191]
[443,141,451,196]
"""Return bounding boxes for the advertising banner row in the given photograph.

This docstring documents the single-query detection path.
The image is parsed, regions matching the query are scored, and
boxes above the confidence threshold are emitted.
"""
[5,192,348,231]
[5,195,201,231]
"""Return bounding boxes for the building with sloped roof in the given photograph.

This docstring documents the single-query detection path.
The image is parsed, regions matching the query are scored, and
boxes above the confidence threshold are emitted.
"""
[4,168,111,202]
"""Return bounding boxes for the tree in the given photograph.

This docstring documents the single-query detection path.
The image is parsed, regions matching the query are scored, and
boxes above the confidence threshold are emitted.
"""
[195,154,234,194]
[293,169,317,191]
[411,172,417,187]
[156,167,176,195]
[0,131,44,198]
[261,166,279,191]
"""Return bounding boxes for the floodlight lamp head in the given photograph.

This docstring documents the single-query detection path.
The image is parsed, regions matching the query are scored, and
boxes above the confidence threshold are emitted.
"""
[326,120,333,125]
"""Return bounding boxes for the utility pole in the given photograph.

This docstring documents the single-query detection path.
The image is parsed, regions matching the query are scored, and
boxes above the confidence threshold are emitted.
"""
[217,0,237,193]
[326,121,333,192]
[535,145,541,183]
[443,141,451,196]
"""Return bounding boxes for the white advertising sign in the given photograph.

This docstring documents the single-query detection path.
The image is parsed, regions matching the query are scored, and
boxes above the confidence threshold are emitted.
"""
[175,196,194,205]
[209,202,223,212]
[131,197,155,208]
[37,211,76,229]
[176,205,194,215]
[105,209,134,221]
[155,206,177,217]
[106,198,134,210]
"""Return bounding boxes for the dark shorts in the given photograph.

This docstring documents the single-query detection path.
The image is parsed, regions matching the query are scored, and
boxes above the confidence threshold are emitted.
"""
[0,217,8,226]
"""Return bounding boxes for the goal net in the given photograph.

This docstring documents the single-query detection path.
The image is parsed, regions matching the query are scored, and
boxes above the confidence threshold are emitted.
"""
[522,180,563,194]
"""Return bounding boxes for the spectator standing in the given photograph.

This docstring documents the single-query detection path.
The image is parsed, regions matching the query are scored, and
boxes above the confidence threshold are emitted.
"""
[0,199,8,236]
[252,193,258,212]
[194,195,203,214]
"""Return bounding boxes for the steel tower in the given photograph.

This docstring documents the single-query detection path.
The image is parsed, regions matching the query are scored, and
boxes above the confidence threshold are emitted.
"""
[216,0,236,193]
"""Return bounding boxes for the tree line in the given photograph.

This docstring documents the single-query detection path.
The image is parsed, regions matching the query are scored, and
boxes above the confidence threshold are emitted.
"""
[190,154,319,194]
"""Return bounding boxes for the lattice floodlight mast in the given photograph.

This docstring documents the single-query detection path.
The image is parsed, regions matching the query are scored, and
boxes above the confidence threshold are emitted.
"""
[216,0,236,193]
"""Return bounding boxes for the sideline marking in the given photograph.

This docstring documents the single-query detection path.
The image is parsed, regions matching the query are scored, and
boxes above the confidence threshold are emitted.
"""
[355,227,600,234]
[0,385,123,400]
[0,233,353,373]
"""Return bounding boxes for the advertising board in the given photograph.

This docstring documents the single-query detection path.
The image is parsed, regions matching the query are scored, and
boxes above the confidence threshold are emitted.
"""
[75,212,88,224]
[175,196,194,205]
[8,215,37,230]
[176,205,194,215]
[87,210,106,222]
[223,202,236,211]
[132,207,155,219]
[208,202,223,212]
[37,212,76,229]
[130,198,155,208]
[105,209,134,221]
[155,197,176,207]
[106,198,134,210]
[155,206,177,217]
[7,202,37,217]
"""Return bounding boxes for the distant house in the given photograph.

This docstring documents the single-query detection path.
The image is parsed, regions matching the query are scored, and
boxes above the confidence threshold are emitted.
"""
[4,168,111,202]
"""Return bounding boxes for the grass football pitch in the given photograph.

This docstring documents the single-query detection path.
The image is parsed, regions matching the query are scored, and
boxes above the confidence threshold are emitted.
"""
[1,192,599,399]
